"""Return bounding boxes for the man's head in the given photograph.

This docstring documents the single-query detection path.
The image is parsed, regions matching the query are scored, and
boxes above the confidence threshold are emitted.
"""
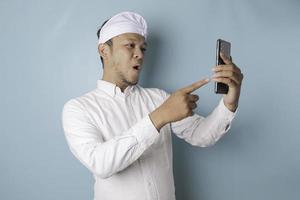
[97,11,148,88]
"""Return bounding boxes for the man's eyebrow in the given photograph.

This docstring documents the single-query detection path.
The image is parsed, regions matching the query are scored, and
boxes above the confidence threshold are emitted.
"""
[126,38,147,46]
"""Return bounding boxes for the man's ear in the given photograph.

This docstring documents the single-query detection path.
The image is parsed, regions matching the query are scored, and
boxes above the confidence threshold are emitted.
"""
[98,43,111,60]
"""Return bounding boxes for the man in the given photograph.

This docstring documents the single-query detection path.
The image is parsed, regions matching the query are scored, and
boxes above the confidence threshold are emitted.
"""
[62,11,243,200]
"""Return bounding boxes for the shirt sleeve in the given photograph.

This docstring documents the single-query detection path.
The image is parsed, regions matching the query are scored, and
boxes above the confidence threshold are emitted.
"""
[159,90,237,147]
[61,99,160,179]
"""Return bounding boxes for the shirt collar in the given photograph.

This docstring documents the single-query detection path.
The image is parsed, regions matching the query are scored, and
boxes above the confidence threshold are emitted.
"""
[96,79,135,98]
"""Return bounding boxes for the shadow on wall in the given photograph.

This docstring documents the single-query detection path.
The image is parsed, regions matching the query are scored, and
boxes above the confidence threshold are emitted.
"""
[140,31,164,87]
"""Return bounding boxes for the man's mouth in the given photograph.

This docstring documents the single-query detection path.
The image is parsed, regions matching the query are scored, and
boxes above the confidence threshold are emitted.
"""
[132,65,141,71]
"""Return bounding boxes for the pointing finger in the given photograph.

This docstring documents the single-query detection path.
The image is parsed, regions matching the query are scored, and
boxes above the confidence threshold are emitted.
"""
[180,78,210,94]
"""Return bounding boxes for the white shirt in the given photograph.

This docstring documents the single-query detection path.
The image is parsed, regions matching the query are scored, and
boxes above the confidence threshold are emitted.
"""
[62,79,236,200]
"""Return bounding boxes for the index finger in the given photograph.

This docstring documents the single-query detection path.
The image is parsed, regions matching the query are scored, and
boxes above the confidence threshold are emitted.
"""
[213,64,241,73]
[180,78,210,94]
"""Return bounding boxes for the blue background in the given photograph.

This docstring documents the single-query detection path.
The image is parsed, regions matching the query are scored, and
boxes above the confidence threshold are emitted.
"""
[1,0,300,199]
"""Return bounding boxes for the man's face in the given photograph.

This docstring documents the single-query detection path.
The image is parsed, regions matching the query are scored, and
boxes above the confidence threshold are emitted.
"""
[106,33,147,87]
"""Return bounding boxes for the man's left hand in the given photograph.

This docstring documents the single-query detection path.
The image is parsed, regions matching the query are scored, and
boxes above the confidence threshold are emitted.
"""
[211,52,244,112]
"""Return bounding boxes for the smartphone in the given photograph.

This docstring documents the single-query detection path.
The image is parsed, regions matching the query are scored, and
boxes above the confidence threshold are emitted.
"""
[215,39,231,94]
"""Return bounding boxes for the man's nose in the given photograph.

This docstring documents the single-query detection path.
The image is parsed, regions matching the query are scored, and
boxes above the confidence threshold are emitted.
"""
[134,48,144,59]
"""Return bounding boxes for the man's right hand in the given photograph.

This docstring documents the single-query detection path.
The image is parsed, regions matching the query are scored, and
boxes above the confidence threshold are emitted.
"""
[149,78,210,131]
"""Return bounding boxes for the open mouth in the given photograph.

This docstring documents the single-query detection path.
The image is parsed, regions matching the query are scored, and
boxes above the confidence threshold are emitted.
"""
[133,65,141,71]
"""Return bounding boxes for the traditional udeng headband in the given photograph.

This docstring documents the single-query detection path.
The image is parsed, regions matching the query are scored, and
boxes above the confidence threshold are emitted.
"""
[98,11,148,44]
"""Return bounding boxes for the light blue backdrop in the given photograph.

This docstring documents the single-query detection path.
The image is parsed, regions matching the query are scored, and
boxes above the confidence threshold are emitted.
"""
[1,0,299,199]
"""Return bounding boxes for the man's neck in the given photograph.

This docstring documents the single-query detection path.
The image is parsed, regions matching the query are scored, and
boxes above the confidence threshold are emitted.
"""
[101,77,128,93]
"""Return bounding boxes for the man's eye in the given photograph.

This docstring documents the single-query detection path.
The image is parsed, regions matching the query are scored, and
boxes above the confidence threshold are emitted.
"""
[126,43,146,52]
[126,43,134,48]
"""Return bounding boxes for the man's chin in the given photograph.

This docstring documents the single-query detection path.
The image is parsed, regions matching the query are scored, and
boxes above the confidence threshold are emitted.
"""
[129,80,138,85]
[125,78,139,86]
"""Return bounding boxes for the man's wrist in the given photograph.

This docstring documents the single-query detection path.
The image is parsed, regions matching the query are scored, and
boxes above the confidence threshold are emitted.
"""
[224,101,238,112]
[149,109,167,132]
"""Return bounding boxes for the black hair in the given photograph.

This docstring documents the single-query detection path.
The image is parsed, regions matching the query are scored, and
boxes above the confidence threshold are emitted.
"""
[97,19,113,68]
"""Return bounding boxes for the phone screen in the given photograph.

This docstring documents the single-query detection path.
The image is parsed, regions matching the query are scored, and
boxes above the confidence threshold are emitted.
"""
[215,39,231,94]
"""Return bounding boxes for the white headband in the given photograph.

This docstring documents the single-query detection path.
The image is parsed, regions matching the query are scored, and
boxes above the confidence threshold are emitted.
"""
[98,11,148,44]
